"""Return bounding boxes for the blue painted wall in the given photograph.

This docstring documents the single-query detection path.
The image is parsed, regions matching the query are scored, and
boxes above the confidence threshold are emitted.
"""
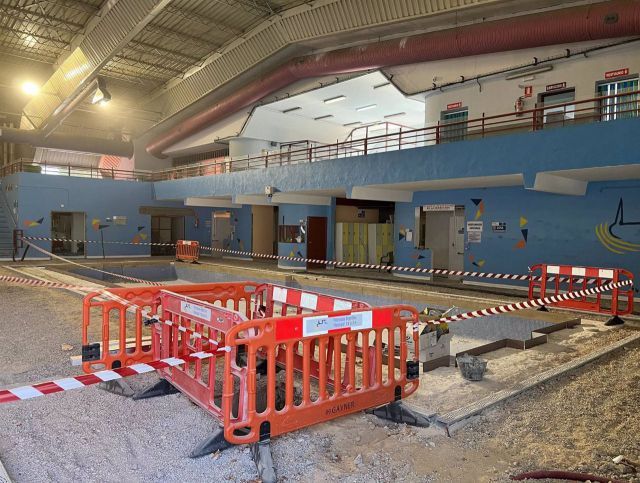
[277,204,331,269]
[395,181,640,280]
[154,118,640,201]
[14,173,213,258]
[227,205,252,254]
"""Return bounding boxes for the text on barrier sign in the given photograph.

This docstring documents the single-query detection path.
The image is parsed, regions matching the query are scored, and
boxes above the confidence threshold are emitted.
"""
[303,311,373,337]
[181,300,212,321]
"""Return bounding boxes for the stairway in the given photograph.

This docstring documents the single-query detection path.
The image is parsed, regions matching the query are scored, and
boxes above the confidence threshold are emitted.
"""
[0,187,15,259]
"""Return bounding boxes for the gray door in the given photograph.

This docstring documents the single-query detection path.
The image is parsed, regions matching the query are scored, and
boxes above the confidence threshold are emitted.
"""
[212,211,231,257]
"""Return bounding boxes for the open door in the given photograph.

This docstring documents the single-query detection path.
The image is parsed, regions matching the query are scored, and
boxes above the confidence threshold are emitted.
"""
[306,216,327,269]
[251,205,276,255]
[51,211,85,256]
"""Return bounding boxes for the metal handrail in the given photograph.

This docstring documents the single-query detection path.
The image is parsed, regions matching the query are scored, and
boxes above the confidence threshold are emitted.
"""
[0,179,17,228]
[0,89,637,183]
[154,88,639,181]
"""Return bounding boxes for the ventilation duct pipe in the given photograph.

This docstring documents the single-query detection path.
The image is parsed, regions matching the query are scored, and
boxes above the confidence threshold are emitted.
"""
[146,0,640,157]
[0,126,134,158]
[39,77,100,138]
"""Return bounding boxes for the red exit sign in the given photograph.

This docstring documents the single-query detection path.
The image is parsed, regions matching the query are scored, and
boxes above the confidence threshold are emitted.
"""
[605,68,629,79]
[446,102,462,110]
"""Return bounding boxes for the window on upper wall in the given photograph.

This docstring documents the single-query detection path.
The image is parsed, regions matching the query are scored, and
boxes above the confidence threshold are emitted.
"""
[597,76,639,121]
[439,107,468,143]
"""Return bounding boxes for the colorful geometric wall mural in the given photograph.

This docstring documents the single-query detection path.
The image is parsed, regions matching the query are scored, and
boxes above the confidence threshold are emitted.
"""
[23,217,43,228]
[595,198,640,254]
[471,198,485,220]
[132,225,148,244]
[469,253,486,268]
[514,216,528,249]
[410,251,426,267]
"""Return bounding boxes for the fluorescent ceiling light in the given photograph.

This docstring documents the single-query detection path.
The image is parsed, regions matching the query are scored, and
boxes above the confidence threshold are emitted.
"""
[323,95,346,104]
[314,114,333,120]
[356,104,377,112]
[384,112,406,119]
[343,121,361,127]
[282,106,301,114]
[505,65,553,80]
[373,82,391,89]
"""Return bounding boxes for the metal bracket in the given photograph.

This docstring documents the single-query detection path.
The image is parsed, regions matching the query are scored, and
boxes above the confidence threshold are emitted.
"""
[406,360,420,380]
[81,343,100,362]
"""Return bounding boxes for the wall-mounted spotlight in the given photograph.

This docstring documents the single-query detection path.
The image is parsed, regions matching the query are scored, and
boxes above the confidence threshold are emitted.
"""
[91,77,112,106]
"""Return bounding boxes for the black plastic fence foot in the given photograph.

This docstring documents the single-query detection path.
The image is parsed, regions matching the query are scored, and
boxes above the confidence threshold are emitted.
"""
[99,379,134,397]
[605,315,625,326]
[251,440,277,483]
[537,305,549,312]
[132,378,179,400]
[365,401,432,427]
[190,428,233,458]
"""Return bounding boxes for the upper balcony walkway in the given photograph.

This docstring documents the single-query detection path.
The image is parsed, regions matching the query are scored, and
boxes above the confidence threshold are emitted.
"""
[1,89,639,190]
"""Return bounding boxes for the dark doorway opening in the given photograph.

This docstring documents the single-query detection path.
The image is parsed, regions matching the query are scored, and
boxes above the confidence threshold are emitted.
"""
[151,216,185,256]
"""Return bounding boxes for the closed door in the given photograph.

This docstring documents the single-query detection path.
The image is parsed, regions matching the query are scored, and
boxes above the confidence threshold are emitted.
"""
[212,211,231,257]
[424,211,450,271]
[306,216,327,269]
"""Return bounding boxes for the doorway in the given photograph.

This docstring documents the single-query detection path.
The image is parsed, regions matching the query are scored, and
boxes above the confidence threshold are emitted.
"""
[51,211,85,256]
[251,205,276,255]
[538,88,576,127]
[151,216,184,256]
[422,206,465,275]
[211,211,232,258]
[306,216,327,269]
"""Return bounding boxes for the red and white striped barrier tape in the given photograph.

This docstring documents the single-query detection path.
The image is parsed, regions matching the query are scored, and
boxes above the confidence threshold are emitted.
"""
[20,235,605,285]
[0,275,223,349]
[22,240,162,286]
[0,278,631,405]
[23,236,176,247]
[428,279,633,325]
[0,347,231,405]
[204,246,603,285]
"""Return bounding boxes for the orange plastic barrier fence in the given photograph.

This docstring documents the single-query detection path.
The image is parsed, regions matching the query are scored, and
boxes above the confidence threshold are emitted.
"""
[529,264,634,316]
[176,240,200,263]
[81,282,256,372]
[82,282,420,444]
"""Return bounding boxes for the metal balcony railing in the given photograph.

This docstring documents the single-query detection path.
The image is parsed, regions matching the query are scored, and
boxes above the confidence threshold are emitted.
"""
[1,89,638,183]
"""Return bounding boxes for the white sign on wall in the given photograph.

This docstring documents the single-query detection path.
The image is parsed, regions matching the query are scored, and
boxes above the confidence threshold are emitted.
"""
[423,204,455,212]
[466,221,483,243]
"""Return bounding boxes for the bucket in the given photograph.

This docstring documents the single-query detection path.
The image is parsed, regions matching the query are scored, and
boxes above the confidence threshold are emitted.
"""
[456,353,488,381]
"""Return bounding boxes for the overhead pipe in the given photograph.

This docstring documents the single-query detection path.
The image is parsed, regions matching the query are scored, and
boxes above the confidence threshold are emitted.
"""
[0,126,134,158]
[40,78,100,138]
[146,0,640,158]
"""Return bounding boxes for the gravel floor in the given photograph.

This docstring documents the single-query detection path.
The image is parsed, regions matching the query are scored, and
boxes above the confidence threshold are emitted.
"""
[1,269,638,482]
